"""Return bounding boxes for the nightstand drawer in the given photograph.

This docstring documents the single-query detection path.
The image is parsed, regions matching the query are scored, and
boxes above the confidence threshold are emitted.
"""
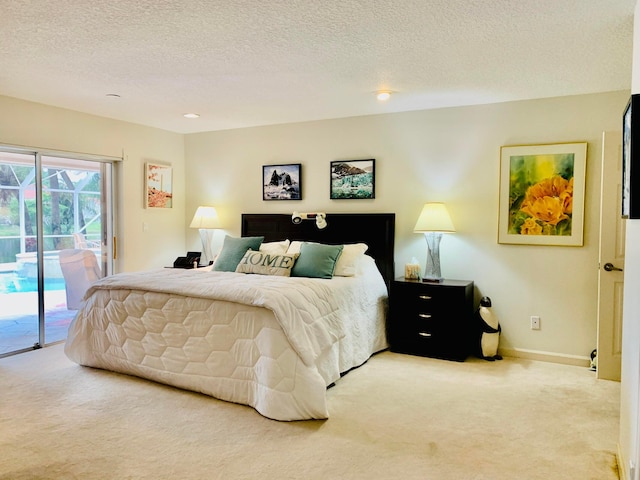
[391,311,447,342]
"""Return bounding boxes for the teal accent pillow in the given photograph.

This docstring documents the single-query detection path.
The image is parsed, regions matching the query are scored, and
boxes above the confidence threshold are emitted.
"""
[213,235,264,272]
[291,242,344,279]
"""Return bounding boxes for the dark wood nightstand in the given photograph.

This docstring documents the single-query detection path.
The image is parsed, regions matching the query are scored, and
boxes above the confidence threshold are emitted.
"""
[387,278,474,361]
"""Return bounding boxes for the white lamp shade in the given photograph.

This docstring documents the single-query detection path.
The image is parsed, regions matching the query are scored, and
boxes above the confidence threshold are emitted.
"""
[413,203,455,232]
[189,206,221,229]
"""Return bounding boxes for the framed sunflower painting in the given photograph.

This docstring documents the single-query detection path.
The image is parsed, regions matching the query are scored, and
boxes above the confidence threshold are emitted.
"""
[498,142,587,246]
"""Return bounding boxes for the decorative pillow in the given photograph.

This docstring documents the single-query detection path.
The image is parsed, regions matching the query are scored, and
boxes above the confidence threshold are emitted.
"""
[334,243,369,277]
[286,241,303,255]
[212,235,264,272]
[259,239,291,254]
[235,249,298,276]
[291,242,344,279]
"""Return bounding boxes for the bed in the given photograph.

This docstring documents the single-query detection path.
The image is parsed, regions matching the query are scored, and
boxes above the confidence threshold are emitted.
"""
[64,213,395,421]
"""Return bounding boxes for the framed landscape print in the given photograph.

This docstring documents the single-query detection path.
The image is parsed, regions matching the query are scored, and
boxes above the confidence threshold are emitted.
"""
[262,163,302,200]
[145,163,173,208]
[330,159,375,199]
[498,142,587,246]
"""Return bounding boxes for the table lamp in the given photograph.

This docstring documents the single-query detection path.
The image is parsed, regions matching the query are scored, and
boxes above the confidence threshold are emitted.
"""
[413,202,455,282]
[189,206,221,265]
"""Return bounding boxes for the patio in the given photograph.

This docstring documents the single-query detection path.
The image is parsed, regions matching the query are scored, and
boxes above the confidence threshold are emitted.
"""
[0,289,75,355]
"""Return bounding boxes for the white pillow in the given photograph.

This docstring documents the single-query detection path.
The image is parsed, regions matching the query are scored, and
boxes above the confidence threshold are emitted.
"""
[259,239,290,254]
[287,241,368,277]
[286,241,302,255]
[334,243,368,276]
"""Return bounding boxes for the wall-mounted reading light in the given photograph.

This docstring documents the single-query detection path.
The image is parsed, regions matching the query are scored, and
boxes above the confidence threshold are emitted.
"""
[292,212,328,229]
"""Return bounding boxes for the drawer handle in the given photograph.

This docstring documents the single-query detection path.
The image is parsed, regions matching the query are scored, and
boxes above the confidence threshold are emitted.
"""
[419,295,432,300]
[418,332,432,337]
[418,313,432,319]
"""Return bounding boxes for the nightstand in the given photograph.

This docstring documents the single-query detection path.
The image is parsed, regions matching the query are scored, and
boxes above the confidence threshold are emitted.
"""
[387,278,474,361]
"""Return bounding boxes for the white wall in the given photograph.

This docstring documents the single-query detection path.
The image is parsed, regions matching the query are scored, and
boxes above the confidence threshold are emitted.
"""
[0,88,628,366]
[185,91,628,362]
[0,95,187,272]
[619,2,640,479]
[0,90,627,363]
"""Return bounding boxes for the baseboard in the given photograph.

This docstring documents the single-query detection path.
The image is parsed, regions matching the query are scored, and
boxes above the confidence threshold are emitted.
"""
[618,442,628,480]
[499,347,590,367]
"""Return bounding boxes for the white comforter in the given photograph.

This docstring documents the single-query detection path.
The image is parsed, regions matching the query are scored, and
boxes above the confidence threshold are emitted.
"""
[64,257,388,420]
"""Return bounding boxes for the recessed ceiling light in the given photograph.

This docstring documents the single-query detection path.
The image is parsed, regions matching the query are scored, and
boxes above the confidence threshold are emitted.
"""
[183,113,200,119]
[105,93,121,98]
[375,90,392,101]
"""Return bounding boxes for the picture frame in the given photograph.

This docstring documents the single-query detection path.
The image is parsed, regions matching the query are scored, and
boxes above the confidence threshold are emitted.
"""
[262,163,302,201]
[622,94,640,219]
[330,159,375,199]
[145,162,173,208]
[498,142,587,246]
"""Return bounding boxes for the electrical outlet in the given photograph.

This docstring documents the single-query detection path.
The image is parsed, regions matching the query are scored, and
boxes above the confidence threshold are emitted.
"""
[530,316,541,330]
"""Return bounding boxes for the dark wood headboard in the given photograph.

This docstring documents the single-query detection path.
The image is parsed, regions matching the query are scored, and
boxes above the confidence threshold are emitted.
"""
[241,213,395,287]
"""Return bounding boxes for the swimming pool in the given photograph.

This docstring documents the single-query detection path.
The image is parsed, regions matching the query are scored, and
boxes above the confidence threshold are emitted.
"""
[0,251,68,293]
[0,271,65,293]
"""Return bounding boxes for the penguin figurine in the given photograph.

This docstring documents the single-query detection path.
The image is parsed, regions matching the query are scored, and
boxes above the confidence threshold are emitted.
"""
[476,296,502,361]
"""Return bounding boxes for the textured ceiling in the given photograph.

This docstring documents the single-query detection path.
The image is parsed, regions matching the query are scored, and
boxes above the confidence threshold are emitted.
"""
[0,0,635,134]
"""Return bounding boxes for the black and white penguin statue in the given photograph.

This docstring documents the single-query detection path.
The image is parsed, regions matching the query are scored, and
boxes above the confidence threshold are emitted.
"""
[476,296,502,361]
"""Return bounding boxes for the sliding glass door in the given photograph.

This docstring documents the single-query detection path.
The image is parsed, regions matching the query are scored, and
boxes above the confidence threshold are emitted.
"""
[0,152,39,353]
[0,149,115,356]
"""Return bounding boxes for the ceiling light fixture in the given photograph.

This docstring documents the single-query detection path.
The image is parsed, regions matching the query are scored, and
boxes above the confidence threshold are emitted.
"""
[183,113,200,119]
[375,90,392,101]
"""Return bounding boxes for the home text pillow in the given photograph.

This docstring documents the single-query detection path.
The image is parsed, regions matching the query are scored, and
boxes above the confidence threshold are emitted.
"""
[235,249,298,276]
[212,235,264,272]
[259,239,290,254]
[291,242,344,279]
[333,242,368,277]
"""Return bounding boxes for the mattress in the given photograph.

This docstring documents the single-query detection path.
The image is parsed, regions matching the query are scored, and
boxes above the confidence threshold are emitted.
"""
[64,256,388,420]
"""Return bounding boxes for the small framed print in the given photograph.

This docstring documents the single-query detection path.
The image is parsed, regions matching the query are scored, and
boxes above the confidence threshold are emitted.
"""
[145,163,173,208]
[262,164,302,200]
[330,159,375,199]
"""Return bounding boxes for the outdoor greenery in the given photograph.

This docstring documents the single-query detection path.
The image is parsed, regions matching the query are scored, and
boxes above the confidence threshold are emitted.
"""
[0,164,101,263]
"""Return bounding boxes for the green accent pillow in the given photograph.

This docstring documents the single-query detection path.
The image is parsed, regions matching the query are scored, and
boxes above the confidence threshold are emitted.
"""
[291,242,344,279]
[213,235,264,272]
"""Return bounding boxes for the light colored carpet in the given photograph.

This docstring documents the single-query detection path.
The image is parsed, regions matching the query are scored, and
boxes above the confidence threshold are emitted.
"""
[0,344,620,480]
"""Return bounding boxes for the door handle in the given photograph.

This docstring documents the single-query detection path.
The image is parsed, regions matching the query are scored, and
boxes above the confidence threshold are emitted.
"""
[603,262,623,272]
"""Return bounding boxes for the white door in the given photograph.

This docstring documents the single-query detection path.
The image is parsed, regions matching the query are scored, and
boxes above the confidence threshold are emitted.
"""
[596,130,625,381]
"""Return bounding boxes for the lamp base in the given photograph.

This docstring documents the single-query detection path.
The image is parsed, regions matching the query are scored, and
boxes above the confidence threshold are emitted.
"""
[422,277,444,283]
[423,232,444,282]
[199,229,214,265]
